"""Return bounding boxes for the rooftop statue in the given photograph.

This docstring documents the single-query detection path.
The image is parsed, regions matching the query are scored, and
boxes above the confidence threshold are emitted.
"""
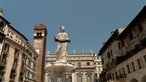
[54,26,70,63]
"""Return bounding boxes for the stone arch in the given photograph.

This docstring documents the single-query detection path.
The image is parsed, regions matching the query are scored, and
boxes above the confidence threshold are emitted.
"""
[142,75,146,82]
[130,78,138,82]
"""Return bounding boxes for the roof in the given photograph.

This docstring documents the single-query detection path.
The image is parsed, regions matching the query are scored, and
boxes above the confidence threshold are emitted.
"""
[8,25,28,41]
[0,16,10,24]
[98,5,146,56]
[118,5,146,38]
[0,15,28,41]
[98,27,125,55]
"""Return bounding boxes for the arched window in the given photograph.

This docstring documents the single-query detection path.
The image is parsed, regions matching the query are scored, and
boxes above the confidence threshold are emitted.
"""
[48,75,52,82]
[77,76,82,82]
[86,76,92,82]
[37,32,42,36]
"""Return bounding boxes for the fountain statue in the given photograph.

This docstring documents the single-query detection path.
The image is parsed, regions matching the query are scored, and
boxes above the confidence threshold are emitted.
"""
[45,26,74,82]
[54,26,70,63]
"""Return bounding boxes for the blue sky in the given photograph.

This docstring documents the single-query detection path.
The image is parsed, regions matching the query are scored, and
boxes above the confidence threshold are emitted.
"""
[0,0,146,54]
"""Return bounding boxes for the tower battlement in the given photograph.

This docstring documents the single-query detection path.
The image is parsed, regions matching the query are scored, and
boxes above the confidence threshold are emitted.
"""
[34,24,47,30]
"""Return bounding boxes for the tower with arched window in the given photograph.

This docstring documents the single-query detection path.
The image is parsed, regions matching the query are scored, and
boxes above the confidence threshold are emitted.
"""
[33,24,47,82]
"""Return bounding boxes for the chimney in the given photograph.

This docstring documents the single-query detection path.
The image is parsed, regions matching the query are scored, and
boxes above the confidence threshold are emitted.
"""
[0,8,3,16]
[111,31,115,35]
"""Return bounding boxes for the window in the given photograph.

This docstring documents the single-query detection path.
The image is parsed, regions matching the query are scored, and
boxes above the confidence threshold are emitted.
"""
[21,61,24,71]
[48,76,53,82]
[127,65,130,73]
[86,76,92,82]
[2,54,7,64]
[0,22,4,29]
[108,73,112,80]
[0,36,3,43]
[14,48,19,56]
[132,62,135,71]
[112,73,115,80]
[86,62,90,66]
[101,58,104,64]
[119,69,121,76]
[137,59,142,69]
[107,50,113,59]
[27,72,30,78]
[0,66,5,76]
[122,68,126,77]
[22,53,25,63]
[110,50,113,56]
[33,63,36,70]
[13,59,18,69]
[118,42,122,49]
[107,52,110,59]
[3,43,9,52]
[77,76,82,82]
[37,32,42,37]
[143,55,146,63]
[28,60,31,67]
[19,72,23,81]
[77,62,81,68]
[10,70,16,79]
[29,52,32,57]
[115,72,118,79]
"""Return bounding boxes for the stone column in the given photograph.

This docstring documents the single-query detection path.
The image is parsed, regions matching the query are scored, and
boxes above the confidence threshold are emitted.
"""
[72,71,75,82]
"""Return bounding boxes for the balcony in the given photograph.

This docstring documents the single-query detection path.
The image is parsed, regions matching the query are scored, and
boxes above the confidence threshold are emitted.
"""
[116,74,126,80]
[19,72,23,82]
[105,58,117,71]
[9,73,16,82]
[0,69,5,79]
[10,73,16,79]
[9,70,16,82]
[117,42,146,64]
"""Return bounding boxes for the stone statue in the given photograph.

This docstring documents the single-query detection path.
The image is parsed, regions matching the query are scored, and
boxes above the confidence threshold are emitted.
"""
[57,78,63,82]
[54,26,70,63]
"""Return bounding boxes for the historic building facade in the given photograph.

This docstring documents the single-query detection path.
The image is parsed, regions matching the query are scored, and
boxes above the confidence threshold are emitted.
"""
[45,52,102,82]
[98,6,146,82]
[0,9,38,82]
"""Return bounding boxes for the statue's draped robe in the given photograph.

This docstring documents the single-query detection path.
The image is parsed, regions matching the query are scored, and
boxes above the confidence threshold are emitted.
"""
[55,32,69,63]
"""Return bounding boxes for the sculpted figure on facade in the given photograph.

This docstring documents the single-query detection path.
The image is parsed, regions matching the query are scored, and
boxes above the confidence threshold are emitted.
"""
[54,26,70,63]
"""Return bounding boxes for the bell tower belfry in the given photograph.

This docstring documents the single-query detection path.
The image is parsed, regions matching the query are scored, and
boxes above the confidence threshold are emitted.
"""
[33,24,47,82]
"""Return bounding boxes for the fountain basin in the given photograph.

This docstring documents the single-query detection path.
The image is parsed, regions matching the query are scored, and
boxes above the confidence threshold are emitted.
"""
[45,62,74,73]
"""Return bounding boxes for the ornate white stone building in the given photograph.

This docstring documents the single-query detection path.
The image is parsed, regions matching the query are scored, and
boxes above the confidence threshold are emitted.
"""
[45,52,102,82]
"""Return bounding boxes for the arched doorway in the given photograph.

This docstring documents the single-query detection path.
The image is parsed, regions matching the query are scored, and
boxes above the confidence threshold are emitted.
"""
[130,78,138,82]
[142,75,146,82]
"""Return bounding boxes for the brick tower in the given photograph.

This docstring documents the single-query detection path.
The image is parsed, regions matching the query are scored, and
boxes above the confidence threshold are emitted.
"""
[33,24,47,82]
